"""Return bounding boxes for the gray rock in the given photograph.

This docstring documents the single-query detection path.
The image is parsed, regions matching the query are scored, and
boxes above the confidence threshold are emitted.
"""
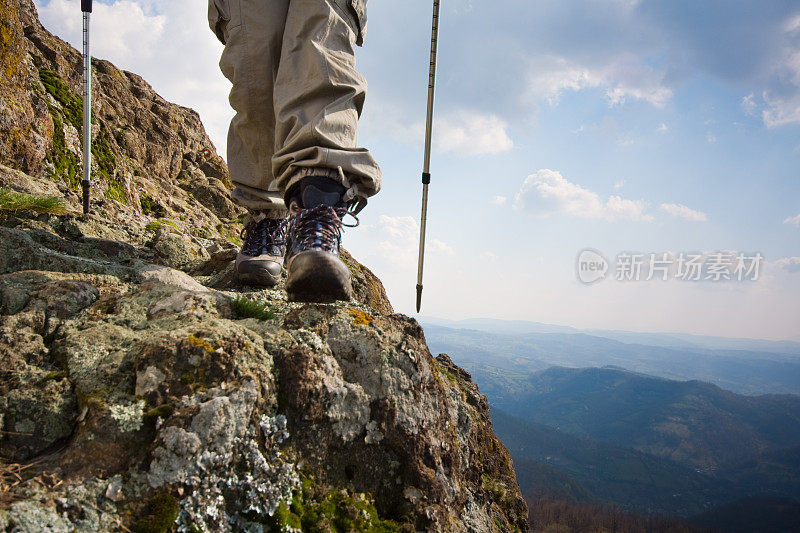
[151,228,210,271]
[137,264,207,292]
[5,501,72,533]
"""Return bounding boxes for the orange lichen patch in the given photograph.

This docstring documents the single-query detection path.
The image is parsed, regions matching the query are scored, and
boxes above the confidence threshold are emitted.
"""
[0,25,11,51]
[186,334,217,353]
[0,2,24,82]
[348,308,374,326]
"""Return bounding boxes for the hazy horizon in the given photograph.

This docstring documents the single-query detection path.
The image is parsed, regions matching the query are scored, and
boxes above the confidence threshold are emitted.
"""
[420,315,800,344]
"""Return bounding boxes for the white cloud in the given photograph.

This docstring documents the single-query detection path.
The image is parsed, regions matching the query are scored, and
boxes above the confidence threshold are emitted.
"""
[614,180,626,190]
[747,18,800,128]
[38,0,165,63]
[762,92,800,128]
[659,203,709,222]
[429,239,454,256]
[378,215,417,240]
[371,215,453,266]
[525,55,672,109]
[362,105,512,157]
[762,39,800,127]
[434,112,513,155]
[514,169,653,222]
[36,0,233,154]
[785,13,800,33]
[785,213,800,226]
[741,93,758,115]
[656,123,668,133]
[706,133,717,143]
[360,97,425,147]
[481,252,498,262]
[491,195,507,205]
[374,215,418,267]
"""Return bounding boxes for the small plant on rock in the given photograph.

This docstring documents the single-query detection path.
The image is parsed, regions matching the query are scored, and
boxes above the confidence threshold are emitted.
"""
[230,295,275,321]
[0,188,66,215]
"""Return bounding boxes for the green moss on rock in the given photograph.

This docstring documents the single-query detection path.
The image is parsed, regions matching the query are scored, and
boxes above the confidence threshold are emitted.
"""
[140,192,156,215]
[39,69,83,129]
[132,490,180,533]
[145,219,181,234]
[216,220,244,246]
[142,405,174,427]
[269,475,407,532]
[41,370,64,382]
[92,127,125,203]
[45,110,81,188]
[36,67,126,204]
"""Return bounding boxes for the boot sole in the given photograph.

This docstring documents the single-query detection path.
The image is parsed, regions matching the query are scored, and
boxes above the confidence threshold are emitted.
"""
[236,269,281,288]
[286,250,352,303]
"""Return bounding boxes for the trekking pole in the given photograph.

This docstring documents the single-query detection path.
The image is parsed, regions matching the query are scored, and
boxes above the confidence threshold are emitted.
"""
[81,0,92,214]
[416,0,441,313]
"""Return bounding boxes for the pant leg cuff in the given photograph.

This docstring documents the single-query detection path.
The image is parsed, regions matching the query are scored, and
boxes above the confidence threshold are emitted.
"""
[231,186,288,217]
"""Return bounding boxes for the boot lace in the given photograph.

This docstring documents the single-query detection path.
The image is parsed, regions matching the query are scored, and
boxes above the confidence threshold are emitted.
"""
[239,216,286,257]
[280,204,359,253]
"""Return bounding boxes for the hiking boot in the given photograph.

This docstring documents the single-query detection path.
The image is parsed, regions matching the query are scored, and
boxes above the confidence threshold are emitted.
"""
[284,178,355,302]
[235,214,286,287]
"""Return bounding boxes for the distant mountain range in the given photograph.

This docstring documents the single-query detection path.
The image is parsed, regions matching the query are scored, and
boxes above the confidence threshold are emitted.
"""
[419,317,800,525]
[490,373,800,517]
[422,317,800,355]
[420,319,800,396]
[491,408,740,516]
[495,366,800,473]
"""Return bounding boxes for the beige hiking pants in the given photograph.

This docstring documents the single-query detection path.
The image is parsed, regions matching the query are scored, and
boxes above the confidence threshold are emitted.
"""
[208,0,381,215]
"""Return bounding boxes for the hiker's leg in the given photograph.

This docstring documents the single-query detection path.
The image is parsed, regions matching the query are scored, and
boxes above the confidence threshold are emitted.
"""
[272,0,381,207]
[210,0,290,287]
[211,0,290,215]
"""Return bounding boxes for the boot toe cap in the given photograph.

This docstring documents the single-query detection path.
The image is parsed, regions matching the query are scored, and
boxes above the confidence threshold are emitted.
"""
[236,255,283,286]
[286,250,352,302]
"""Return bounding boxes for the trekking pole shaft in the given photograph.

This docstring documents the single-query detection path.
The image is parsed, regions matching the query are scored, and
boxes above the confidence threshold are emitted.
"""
[416,0,441,312]
[81,10,91,214]
[422,0,440,174]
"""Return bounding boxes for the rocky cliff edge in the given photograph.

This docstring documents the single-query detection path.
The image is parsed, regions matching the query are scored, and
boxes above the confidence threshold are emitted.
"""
[0,0,528,531]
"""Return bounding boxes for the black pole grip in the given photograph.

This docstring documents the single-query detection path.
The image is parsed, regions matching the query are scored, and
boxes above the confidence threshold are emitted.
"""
[422,172,431,185]
[82,181,90,214]
[81,0,92,13]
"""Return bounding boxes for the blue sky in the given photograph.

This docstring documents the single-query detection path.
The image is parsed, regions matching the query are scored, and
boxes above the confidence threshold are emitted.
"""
[36,0,800,340]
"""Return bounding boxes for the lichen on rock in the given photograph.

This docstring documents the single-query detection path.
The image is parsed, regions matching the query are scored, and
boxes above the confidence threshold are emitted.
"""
[109,400,145,433]
[146,382,299,531]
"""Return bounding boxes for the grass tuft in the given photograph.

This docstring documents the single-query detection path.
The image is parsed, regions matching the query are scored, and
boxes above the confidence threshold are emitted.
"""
[230,295,274,321]
[0,188,66,215]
